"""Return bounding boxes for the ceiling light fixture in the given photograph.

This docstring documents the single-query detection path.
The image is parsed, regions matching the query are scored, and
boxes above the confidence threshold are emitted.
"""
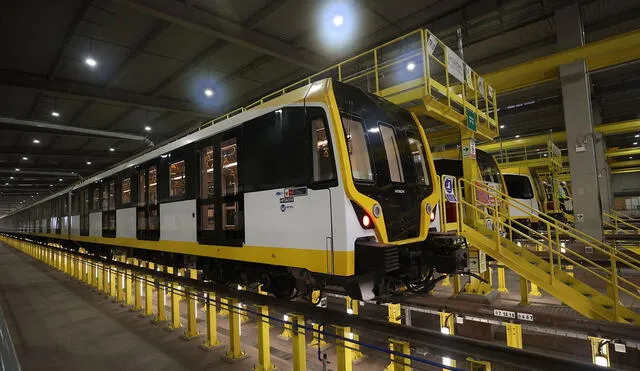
[85,57,97,67]
[332,14,344,27]
[109,147,115,152]
[9,177,14,180]
[515,135,520,138]
[636,134,639,138]
[144,126,152,132]
[406,62,416,71]
[22,156,28,160]
[86,161,92,165]
[634,142,638,145]
[204,88,214,97]
[500,125,505,129]
[51,111,60,117]
[33,138,40,144]
[15,168,19,172]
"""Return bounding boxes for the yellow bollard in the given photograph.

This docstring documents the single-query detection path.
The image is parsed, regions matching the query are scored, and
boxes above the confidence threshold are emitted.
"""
[385,304,404,370]
[154,266,167,323]
[519,277,528,305]
[334,326,352,371]
[222,298,247,362]
[200,292,223,350]
[110,264,117,299]
[125,259,134,307]
[133,260,143,311]
[102,263,109,294]
[346,297,365,363]
[219,297,230,317]
[143,262,155,317]
[252,305,275,371]
[497,266,509,293]
[385,339,411,371]
[97,262,104,293]
[167,267,181,330]
[279,313,294,340]
[440,275,451,287]
[182,268,199,339]
[308,322,328,349]
[528,282,542,297]
[290,314,306,371]
[504,322,523,349]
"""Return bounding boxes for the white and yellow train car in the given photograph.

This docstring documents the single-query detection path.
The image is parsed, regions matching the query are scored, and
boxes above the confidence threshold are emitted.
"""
[0,79,467,300]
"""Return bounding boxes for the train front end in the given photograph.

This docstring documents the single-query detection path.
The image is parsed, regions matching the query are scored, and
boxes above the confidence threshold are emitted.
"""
[328,81,467,300]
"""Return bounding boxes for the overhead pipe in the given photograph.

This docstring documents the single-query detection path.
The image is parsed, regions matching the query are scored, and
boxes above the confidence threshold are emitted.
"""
[0,117,154,146]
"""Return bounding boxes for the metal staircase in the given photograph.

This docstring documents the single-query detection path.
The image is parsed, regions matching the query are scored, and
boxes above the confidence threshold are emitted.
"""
[453,177,640,324]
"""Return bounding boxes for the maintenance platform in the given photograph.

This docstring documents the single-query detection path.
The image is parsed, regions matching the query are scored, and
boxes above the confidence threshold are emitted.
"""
[1,1,640,370]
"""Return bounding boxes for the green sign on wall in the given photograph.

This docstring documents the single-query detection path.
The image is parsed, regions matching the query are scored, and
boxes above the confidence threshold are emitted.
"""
[466,108,477,131]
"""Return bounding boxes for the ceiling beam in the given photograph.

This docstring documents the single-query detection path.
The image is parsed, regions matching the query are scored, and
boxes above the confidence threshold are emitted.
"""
[0,148,129,160]
[121,0,328,70]
[48,0,94,81]
[0,69,214,117]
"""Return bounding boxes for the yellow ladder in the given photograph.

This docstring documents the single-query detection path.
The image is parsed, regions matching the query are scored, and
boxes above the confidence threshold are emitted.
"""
[453,177,640,324]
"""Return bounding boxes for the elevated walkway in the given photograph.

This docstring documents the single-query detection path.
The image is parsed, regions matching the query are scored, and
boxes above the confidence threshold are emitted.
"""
[451,178,640,324]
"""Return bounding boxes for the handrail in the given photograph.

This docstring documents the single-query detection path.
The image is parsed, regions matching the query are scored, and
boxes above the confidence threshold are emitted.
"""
[609,209,639,221]
[462,177,640,268]
[604,211,640,234]
[0,305,22,371]
[454,177,640,315]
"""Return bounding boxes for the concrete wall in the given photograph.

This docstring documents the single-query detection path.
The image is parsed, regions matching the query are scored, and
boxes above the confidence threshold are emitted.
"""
[611,173,640,196]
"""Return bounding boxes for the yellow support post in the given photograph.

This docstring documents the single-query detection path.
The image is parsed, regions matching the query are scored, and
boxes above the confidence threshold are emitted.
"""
[201,292,223,350]
[439,312,455,335]
[334,326,352,371]
[76,256,82,282]
[236,285,250,324]
[442,356,456,371]
[102,263,109,295]
[385,303,404,370]
[125,259,134,307]
[504,322,523,349]
[117,259,125,303]
[154,265,167,323]
[222,298,247,363]
[346,297,365,363]
[167,267,182,330]
[497,266,509,293]
[183,268,199,340]
[143,262,155,317]
[87,259,94,286]
[467,357,492,371]
[309,322,328,349]
[528,282,542,297]
[385,339,411,371]
[452,275,462,295]
[97,262,104,293]
[219,297,230,317]
[519,277,529,306]
[566,264,574,277]
[589,336,610,367]
[133,260,143,311]
[290,314,306,371]
[252,305,275,371]
[280,314,294,340]
[440,275,451,287]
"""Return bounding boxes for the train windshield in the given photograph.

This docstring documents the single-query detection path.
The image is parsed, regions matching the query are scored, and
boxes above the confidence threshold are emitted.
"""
[476,150,503,185]
[504,174,534,199]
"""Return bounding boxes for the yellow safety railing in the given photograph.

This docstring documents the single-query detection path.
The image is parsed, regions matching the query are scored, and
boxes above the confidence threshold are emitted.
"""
[609,208,639,221]
[196,29,498,139]
[454,177,640,320]
[603,211,640,235]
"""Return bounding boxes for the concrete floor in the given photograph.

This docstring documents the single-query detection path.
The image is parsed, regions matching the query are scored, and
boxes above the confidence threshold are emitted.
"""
[0,242,400,371]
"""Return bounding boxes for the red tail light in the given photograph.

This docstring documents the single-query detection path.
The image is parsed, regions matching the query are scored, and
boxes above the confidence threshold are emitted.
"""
[352,202,375,230]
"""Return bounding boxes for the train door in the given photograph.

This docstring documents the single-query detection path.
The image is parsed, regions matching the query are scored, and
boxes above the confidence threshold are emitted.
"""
[137,163,160,241]
[241,107,335,273]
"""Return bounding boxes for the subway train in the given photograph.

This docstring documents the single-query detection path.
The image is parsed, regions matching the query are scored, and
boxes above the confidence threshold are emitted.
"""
[0,79,467,301]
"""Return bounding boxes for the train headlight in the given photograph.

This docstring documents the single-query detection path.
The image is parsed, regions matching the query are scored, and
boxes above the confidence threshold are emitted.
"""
[361,214,372,228]
[372,203,381,218]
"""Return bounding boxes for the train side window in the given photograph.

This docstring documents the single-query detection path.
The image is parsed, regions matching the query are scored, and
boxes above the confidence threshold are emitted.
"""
[311,117,335,183]
[221,138,239,230]
[121,177,132,205]
[407,134,429,186]
[200,146,214,199]
[379,124,405,183]
[342,116,373,181]
[102,183,109,211]
[108,180,116,211]
[92,187,100,211]
[148,166,159,231]
[169,160,186,197]
[138,172,146,206]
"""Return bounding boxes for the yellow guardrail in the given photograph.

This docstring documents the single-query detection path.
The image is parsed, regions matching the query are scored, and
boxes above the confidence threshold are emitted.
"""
[196,29,498,139]
[609,209,639,221]
[603,211,640,235]
[454,177,640,321]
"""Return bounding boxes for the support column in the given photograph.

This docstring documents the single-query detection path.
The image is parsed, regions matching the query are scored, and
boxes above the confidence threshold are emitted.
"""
[290,314,306,371]
[97,262,104,293]
[183,268,199,339]
[589,336,610,367]
[143,262,155,317]
[222,298,247,362]
[385,303,403,370]
[154,269,167,323]
[556,3,603,240]
[201,292,223,350]
[385,339,411,371]
[345,297,365,362]
[125,258,134,307]
[252,305,275,371]
[497,266,509,293]
[504,323,523,349]
[519,277,529,305]
[334,326,352,371]
[132,260,143,311]
[117,259,125,303]
[167,267,181,330]
[592,108,612,213]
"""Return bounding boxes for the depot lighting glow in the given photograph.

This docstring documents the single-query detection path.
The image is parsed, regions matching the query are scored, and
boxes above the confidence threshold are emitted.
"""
[85,57,97,67]
[33,138,40,144]
[144,126,152,132]
[406,62,416,71]
[332,14,344,27]
[109,148,115,152]
[22,156,28,160]
[51,111,60,117]
[204,88,214,97]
